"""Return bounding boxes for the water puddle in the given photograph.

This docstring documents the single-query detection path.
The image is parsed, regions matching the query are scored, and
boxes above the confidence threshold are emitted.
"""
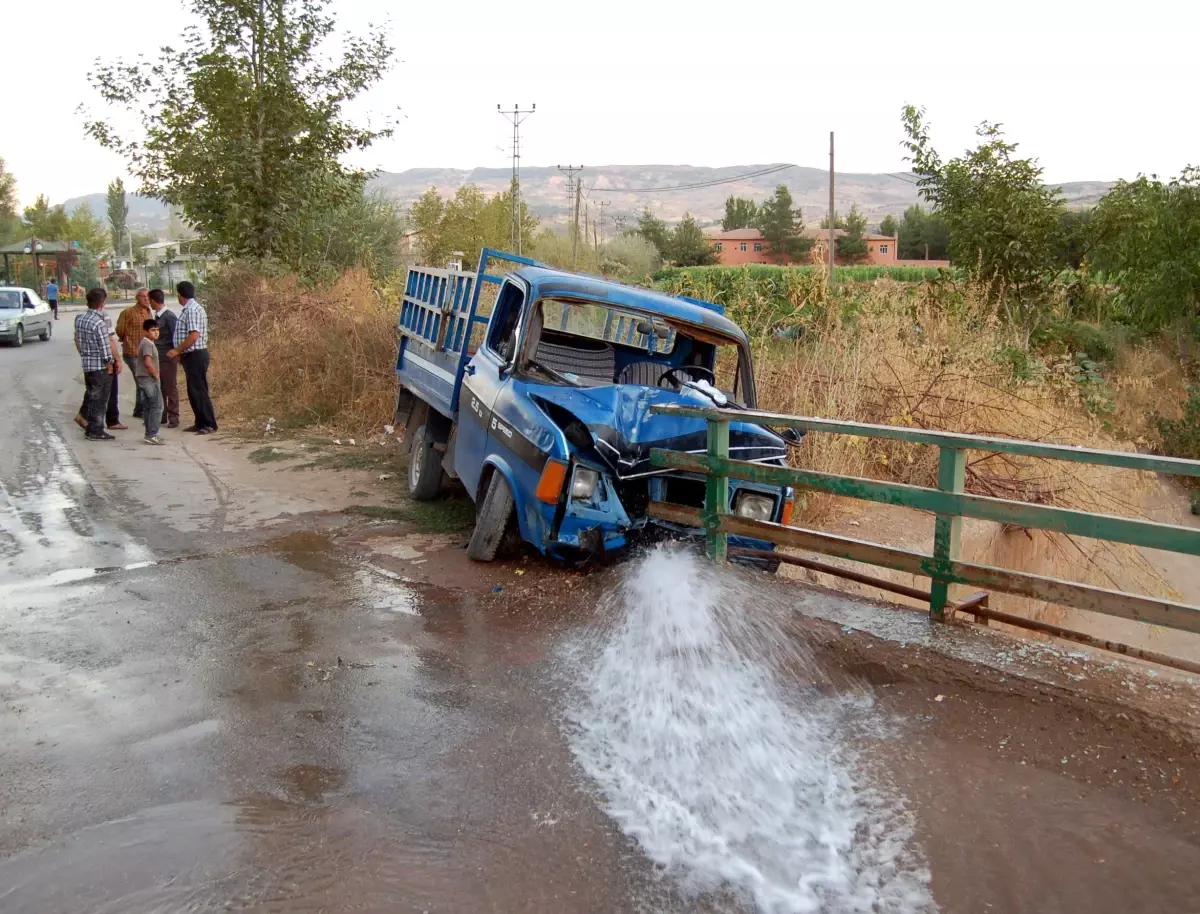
[565,547,934,913]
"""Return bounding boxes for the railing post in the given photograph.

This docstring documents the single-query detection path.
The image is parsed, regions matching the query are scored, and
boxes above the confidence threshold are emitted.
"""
[929,446,966,621]
[705,418,730,562]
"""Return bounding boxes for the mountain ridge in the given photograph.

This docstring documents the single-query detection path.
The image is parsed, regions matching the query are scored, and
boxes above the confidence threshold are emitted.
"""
[59,164,1114,237]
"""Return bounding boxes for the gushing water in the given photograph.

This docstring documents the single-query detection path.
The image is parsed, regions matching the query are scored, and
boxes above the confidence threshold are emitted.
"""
[566,547,934,913]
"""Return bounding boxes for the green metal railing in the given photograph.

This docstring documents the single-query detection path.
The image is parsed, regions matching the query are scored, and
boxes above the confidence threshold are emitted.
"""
[647,405,1200,636]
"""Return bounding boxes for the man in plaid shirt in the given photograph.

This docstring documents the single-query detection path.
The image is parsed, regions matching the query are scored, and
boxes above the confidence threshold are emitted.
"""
[167,280,218,433]
[74,288,118,440]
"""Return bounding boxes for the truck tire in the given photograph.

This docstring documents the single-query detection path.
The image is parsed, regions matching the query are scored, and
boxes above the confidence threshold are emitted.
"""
[467,471,515,562]
[407,423,444,500]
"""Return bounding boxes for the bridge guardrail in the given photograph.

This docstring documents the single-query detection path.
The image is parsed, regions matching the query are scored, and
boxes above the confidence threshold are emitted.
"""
[647,405,1200,636]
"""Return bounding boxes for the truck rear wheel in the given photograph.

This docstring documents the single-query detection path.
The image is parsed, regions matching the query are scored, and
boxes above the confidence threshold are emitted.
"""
[467,471,515,562]
[407,423,444,500]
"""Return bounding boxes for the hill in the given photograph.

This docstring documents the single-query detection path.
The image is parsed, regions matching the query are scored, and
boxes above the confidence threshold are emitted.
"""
[60,166,1114,235]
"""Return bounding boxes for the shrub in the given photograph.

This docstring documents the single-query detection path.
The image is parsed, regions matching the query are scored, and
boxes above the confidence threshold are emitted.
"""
[1158,386,1200,461]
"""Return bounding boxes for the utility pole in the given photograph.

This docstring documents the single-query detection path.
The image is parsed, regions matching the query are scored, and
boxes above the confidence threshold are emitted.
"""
[572,179,583,270]
[828,130,835,286]
[614,214,627,234]
[498,103,536,255]
[557,164,584,257]
[596,200,610,247]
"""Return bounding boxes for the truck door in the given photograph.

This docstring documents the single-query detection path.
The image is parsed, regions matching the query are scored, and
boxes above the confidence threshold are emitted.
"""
[454,278,527,501]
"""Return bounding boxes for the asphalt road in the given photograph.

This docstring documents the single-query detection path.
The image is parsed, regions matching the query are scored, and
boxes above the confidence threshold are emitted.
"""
[0,318,665,913]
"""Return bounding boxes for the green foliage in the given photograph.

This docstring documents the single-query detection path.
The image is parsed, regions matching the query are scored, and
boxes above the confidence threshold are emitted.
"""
[73,248,103,288]
[1158,387,1200,461]
[879,215,898,238]
[107,178,128,255]
[902,105,1064,326]
[667,213,717,267]
[23,195,70,239]
[85,0,394,268]
[531,228,599,274]
[820,210,846,229]
[722,196,758,231]
[634,207,670,258]
[835,203,869,263]
[601,233,660,281]
[66,203,109,254]
[1089,167,1200,330]
[896,204,950,260]
[0,158,20,243]
[757,185,801,264]
[275,189,405,284]
[411,184,538,269]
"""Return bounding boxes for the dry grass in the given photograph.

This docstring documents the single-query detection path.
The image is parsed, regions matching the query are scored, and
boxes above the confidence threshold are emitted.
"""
[207,266,398,437]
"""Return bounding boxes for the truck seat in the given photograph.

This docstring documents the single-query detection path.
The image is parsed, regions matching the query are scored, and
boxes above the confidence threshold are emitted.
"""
[534,339,616,383]
[615,360,668,387]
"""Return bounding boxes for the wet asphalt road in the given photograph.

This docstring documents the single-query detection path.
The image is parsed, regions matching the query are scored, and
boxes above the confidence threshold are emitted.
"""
[0,319,667,913]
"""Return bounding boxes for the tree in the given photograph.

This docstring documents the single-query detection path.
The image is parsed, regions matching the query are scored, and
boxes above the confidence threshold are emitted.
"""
[66,203,110,253]
[410,187,447,264]
[903,104,1064,325]
[106,178,128,254]
[85,0,395,266]
[667,213,716,267]
[757,184,801,264]
[896,205,950,260]
[722,196,759,231]
[634,207,670,258]
[409,184,537,270]
[23,195,71,240]
[836,203,869,263]
[1090,167,1200,330]
[879,215,898,238]
[820,211,847,229]
[601,234,660,281]
[0,158,20,242]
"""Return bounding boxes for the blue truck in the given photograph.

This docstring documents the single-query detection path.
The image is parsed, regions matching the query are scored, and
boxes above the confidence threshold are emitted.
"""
[393,248,796,564]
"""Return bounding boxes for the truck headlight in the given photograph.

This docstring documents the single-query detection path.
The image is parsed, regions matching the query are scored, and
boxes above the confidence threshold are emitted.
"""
[734,492,774,521]
[571,467,600,500]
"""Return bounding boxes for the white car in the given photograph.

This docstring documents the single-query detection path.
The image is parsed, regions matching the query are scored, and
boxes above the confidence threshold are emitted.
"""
[0,287,54,347]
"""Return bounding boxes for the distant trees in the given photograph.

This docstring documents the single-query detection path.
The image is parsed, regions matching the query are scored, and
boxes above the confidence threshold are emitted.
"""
[634,207,670,258]
[410,184,538,269]
[879,214,898,238]
[756,185,802,265]
[722,196,758,231]
[0,158,19,243]
[22,195,70,240]
[895,205,950,260]
[66,203,109,254]
[835,204,869,263]
[667,213,717,267]
[107,178,128,255]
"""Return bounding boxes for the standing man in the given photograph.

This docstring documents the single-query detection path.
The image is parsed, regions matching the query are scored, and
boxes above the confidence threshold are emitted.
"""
[45,277,59,321]
[102,303,127,430]
[116,289,154,419]
[167,281,217,434]
[74,288,116,441]
[148,289,179,428]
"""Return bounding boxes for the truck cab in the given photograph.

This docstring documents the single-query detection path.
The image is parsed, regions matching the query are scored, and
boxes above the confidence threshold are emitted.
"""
[394,250,794,564]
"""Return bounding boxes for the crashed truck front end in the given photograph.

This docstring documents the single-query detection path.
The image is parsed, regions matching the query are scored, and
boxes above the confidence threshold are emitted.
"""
[521,382,794,561]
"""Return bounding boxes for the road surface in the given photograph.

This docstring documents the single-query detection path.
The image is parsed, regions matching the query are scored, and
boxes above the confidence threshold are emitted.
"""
[3,321,1200,913]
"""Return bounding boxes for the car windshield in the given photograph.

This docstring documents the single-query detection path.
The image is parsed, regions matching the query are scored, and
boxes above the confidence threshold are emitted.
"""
[0,290,21,310]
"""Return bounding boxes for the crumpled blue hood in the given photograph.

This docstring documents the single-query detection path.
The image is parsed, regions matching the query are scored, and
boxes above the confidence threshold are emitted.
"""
[527,382,787,478]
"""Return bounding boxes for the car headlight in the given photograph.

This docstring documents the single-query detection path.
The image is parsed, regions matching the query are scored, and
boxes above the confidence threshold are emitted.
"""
[570,467,600,500]
[0,320,9,330]
[734,491,774,521]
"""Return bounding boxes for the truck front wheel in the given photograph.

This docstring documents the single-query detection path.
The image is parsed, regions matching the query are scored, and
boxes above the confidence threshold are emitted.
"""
[467,471,515,562]
[407,423,444,500]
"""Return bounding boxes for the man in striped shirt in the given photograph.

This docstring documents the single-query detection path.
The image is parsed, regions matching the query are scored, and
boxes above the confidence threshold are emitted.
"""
[167,280,218,434]
[74,288,118,440]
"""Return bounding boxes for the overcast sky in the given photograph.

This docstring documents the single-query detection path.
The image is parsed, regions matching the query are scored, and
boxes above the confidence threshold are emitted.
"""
[7,0,1198,208]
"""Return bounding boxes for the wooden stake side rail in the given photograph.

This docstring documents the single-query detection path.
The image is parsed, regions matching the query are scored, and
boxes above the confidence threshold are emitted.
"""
[646,405,1200,638]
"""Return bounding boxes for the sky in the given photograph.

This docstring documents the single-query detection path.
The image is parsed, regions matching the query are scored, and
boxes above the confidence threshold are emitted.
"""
[6,0,1198,209]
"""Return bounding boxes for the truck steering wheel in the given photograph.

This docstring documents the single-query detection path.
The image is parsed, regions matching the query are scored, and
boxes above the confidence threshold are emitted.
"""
[657,365,716,390]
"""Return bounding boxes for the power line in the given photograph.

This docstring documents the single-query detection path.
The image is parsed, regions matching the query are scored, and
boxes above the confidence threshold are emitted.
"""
[884,172,920,186]
[620,163,795,194]
[498,103,535,254]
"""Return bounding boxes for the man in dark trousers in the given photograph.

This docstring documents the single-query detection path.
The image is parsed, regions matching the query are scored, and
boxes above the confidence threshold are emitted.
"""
[148,289,180,428]
[45,278,58,320]
[167,280,218,434]
[73,288,117,440]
